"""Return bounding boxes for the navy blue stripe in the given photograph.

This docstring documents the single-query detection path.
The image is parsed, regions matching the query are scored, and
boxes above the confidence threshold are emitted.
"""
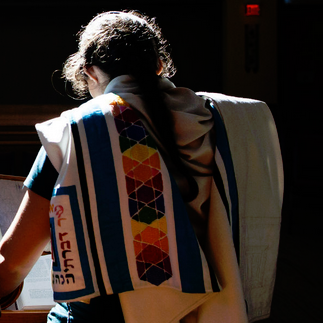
[209,102,240,263]
[50,217,60,272]
[53,186,95,301]
[70,118,107,296]
[170,175,206,293]
[81,108,133,293]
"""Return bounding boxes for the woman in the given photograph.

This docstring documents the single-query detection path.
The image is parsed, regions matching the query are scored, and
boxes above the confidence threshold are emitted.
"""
[0,11,248,323]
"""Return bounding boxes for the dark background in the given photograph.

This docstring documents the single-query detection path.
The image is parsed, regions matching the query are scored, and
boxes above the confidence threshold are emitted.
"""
[0,2,221,104]
[0,1,322,322]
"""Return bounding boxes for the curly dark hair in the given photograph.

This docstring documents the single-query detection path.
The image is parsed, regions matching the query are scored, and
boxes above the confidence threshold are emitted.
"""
[63,10,176,97]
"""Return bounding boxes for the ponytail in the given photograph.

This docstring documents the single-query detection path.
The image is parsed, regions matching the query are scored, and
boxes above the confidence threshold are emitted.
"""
[129,67,199,202]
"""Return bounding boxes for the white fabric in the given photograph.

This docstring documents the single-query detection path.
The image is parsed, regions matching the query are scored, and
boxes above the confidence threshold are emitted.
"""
[198,92,283,322]
[113,79,282,323]
[106,77,249,323]
[36,93,215,302]
[36,76,282,323]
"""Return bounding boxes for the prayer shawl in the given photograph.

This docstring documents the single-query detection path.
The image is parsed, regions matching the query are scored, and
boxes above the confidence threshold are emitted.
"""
[36,76,283,323]
[36,93,218,303]
[117,90,283,323]
[196,92,283,323]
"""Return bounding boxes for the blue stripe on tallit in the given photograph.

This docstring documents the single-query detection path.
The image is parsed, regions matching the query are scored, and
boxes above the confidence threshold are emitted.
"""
[50,217,60,272]
[53,185,95,300]
[81,108,133,293]
[170,175,208,293]
[71,117,106,296]
[209,102,240,262]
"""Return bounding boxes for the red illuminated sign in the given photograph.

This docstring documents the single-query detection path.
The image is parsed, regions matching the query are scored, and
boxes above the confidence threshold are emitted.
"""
[245,4,260,16]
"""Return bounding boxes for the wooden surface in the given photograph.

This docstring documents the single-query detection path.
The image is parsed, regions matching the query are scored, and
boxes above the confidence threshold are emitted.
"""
[0,310,48,323]
[0,174,26,182]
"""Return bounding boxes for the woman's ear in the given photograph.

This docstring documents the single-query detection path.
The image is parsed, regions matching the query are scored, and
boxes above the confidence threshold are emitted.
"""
[83,65,110,98]
[83,65,99,83]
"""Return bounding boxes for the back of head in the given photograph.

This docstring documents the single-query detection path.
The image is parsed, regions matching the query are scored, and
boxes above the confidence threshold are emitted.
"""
[63,10,176,98]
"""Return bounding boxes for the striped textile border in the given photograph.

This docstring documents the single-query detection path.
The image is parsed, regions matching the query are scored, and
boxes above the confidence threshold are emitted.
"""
[207,100,240,262]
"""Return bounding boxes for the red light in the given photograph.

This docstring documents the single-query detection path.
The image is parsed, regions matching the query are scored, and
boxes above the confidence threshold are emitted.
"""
[245,4,260,16]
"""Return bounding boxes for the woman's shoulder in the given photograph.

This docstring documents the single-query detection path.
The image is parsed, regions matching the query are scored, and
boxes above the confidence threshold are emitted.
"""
[61,92,123,120]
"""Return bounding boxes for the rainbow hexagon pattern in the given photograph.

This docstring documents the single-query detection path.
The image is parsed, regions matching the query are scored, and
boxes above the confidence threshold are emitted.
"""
[112,98,173,286]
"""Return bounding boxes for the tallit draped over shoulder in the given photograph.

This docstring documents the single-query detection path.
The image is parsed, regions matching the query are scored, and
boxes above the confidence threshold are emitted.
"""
[35,81,219,306]
[197,91,283,323]
[104,77,250,323]
[34,76,282,323]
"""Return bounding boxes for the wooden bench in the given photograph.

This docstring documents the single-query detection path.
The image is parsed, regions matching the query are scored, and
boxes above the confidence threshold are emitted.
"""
[1,310,48,323]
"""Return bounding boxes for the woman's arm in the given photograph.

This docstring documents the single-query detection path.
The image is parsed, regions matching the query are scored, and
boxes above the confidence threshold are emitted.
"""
[0,189,51,298]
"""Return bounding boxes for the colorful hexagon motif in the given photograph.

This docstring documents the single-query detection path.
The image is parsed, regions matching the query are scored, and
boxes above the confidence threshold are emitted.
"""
[113,101,173,286]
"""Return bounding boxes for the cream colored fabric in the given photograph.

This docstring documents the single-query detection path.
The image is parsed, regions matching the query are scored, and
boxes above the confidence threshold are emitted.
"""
[198,92,283,322]
[103,77,282,323]
[119,174,247,323]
